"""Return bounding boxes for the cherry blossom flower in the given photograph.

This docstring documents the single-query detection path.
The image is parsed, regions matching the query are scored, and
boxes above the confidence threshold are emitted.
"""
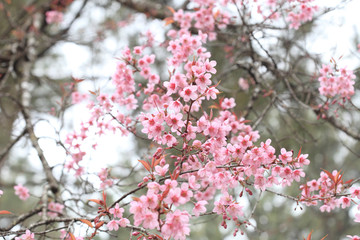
[45,11,63,24]
[347,235,360,240]
[107,220,119,231]
[15,230,34,240]
[47,202,64,218]
[14,184,30,201]
[162,210,190,240]
[193,200,208,216]
[109,203,124,219]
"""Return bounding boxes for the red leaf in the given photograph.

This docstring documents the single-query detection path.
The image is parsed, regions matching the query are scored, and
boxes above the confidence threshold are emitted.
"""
[305,230,313,240]
[155,234,164,240]
[102,191,107,203]
[345,179,353,185]
[138,160,151,172]
[334,170,342,184]
[167,6,175,14]
[321,169,335,183]
[0,210,12,214]
[88,199,103,205]
[80,219,93,228]
[95,221,104,229]
[73,77,84,83]
[164,17,174,26]
[321,234,328,240]
[297,147,302,159]
[68,232,76,240]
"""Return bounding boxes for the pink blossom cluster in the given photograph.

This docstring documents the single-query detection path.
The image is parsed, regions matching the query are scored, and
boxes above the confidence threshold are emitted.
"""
[80,28,310,238]
[14,184,30,201]
[318,64,356,100]
[300,170,360,223]
[60,1,360,239]
[249,0,318,29]
[0,189,3,197]
[171,0,231,41]
[45,10,63,24]
[71,91,88,104]
[106,203,130,231]
[98,168,114,189]
[47,202,64,218]
[15,230,34,240]
[286,0,318,29]
[63,12,314,237]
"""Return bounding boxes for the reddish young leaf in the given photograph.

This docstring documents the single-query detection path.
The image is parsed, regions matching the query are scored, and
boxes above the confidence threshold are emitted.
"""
[321,169,335,183]
[80,219,93,228]
[321,234,328,240]
[167,6,175,14]
[95,221,104,229]
[138,160,151,172]
[154,234,164,240]
[345,179,353,185]
[0,210,12,214]
[305,230,313,240]
[334,170,342,184]
[102,191,107,203]
[88,199,103,205]
[68,232,76,240]
[297,146,302,159]
[164,17,174,26]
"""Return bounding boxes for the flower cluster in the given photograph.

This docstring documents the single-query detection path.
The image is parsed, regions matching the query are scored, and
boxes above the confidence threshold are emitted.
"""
[14,184,30,201]
[47,202,64,218]
[15,230,34,240]
[300,170,360,223]
[318,64,356,101]
[58,1,359,239]
[106,203,130,231]
[45,10,63,24]
[286,0,318,29]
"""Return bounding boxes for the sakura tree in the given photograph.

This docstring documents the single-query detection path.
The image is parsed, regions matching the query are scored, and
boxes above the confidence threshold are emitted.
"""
[0,0,360,239]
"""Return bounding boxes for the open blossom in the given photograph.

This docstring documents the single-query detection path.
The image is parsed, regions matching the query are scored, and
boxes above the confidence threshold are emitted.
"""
[109,203,124,218]
[347,236,360,240]
[0,189,3,197]
[48,202,64,218]
[193,200,207,216]
[355,212,360,223]
[15,230,34,240]
[107,220,119,231]
[318,64,355,100]
[14,184,30,201]
[45,10,63,24]
[162,210,190,240]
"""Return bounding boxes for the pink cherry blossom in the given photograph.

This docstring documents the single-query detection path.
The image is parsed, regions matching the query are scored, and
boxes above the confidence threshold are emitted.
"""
[47,202,64,218]
[347,235,360,240]
[107,220,119,231]
[15,230,34,240]
[193,200,208,216]
[109,203,124,219]
[14,184,30,201]
[45,11,63,24]
[162,210,190,240]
